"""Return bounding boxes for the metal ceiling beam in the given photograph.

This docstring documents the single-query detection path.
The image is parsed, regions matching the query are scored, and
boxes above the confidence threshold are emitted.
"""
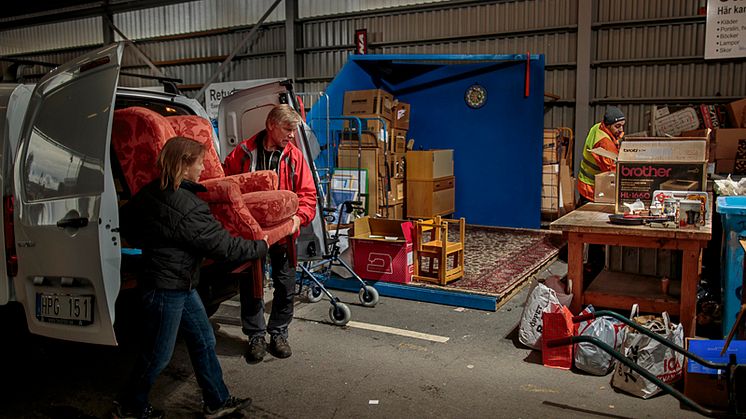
[194,0,283,101]
[573,0,592,179]
[0,0,193,31]
[285,0,297,81]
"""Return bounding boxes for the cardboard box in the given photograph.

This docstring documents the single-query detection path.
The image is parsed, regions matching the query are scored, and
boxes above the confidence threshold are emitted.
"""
[386,152,406,179]
[378,177,404,205]
[342,114,391,135]
[680,128,713,161]
[618,139,707,162]
[338,147,385,174]
[350,217,413,284]
[726,98,746,128]
[714,128,746,160]
[543,129,559,164]
[655,106,700,136]
[684,339,746,411]
[379,203,403,219]
[337,148,385,215]
[594,171,615,203]
[698,104,722,130]
[615,137,707,213]
[393,102,410,130]
[617,162,706,212]
[559,163,575,214]
[389,128,407,153]
[343,89,395,121]
[717,159,746,175]
[339,130,382,148]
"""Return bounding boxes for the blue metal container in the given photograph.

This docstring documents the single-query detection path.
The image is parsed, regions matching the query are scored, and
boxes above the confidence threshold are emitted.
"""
[716,196,746,337]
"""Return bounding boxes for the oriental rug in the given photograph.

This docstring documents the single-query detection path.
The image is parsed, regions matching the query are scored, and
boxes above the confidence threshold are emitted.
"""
[413,225,566,299]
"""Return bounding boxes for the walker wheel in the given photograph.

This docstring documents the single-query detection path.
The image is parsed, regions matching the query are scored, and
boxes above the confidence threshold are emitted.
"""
[305,284,324,303]
[358,285,379,307]
[329,303,351,326]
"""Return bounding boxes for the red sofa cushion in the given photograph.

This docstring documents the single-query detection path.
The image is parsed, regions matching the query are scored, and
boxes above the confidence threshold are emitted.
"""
[242,190,299,227]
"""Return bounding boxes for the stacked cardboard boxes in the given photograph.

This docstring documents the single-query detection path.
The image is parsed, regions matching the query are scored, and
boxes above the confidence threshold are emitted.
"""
[712,128,746,174]
[338,89,409,218]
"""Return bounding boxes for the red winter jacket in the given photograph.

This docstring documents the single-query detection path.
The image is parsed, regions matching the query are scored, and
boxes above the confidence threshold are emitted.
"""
[224,130,317,227]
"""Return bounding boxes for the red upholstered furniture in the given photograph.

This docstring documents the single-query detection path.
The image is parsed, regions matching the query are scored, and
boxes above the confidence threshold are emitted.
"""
[167,115,298,245]
[111,106,176,195]
[112,107,299,296]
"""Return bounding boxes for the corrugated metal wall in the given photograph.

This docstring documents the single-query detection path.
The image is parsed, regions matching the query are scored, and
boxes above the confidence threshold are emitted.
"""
[114,0,284,40]
[0,17,102,55]
[0,0,742,135]
[298,0,449,18]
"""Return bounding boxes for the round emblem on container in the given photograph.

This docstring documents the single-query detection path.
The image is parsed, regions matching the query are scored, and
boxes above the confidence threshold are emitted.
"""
[465,84,487,109]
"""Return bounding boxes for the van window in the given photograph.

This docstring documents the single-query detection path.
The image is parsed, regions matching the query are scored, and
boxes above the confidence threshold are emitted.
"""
[22,67,117,201]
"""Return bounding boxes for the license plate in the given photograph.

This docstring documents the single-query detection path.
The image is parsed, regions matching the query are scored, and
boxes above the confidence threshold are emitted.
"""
[36,293,93,326]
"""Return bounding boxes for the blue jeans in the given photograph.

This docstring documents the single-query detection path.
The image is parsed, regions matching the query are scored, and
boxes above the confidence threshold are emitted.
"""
[240,243,295,339]
[123,288,229,412]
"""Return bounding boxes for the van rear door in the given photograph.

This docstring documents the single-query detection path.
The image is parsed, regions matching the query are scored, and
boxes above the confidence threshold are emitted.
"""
[12,44,124,345]
[217,80,325,261]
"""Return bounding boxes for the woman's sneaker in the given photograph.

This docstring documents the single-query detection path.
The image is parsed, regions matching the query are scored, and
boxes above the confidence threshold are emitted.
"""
[112,401,164,419]
[203,396,251,419]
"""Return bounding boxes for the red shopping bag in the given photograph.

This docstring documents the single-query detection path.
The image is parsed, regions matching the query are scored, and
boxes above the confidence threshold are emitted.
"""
[541,305,574,369]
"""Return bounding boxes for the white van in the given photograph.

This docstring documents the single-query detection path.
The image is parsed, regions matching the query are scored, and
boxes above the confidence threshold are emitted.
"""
[0,42,321,346]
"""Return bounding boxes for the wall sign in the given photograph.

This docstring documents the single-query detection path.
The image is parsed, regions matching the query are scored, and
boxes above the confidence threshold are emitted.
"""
[355,29,368,54]
[204,80,258,121]
[705,0,746,59]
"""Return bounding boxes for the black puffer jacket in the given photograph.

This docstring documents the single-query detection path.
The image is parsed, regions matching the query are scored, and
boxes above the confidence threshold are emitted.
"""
[121,179,268,290]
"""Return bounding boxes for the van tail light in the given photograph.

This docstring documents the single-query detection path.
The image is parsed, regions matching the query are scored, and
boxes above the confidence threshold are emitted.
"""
[4,195,17,277]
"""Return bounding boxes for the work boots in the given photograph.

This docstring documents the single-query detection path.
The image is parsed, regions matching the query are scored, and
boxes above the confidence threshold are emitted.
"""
[245,336,267,363]
[269,335,292,358]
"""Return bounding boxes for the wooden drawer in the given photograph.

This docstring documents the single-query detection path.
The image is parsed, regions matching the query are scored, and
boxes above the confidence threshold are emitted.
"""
[406,150,454,180]
[406,176,455,218]
[432,177,454,191]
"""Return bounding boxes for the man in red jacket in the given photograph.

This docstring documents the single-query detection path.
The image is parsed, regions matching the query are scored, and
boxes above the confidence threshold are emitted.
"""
[224,104,316,363]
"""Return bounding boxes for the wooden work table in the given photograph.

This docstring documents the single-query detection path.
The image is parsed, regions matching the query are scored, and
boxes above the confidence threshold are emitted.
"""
[550,203,712,337]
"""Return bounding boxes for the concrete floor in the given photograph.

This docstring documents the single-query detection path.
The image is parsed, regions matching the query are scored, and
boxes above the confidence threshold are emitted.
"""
[0,266,704,419]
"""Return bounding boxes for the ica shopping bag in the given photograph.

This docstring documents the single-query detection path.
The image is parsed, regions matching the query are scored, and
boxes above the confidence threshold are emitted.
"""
[519,282,562,349]
[610,311,684,399]
[574,305,629,376]
[541,305,574,369]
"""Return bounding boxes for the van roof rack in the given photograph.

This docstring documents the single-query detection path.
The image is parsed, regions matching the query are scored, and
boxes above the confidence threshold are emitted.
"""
[120,72,183,94]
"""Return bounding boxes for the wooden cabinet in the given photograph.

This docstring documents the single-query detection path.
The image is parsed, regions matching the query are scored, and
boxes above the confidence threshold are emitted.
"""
[407,177,455,218]
[406,150,453,180]
[405,150,455,218]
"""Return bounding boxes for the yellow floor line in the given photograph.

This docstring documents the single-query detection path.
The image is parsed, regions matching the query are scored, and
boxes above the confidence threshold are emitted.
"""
[346,320,450,343]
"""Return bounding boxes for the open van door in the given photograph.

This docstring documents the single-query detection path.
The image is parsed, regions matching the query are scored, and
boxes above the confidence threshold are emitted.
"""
[12,44,124,345]
[217,80,325,261]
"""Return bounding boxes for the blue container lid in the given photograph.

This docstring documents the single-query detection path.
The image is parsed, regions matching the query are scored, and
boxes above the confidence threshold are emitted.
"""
[717,196,746,215]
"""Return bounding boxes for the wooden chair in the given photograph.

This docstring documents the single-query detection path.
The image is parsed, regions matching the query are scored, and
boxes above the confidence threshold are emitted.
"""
[413,216,465,285]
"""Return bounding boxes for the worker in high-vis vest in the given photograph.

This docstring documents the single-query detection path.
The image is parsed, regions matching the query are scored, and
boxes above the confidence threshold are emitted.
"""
[577,106,626,204]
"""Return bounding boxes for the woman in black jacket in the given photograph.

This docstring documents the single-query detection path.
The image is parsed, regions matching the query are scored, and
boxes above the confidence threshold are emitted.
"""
[115,137,268,419]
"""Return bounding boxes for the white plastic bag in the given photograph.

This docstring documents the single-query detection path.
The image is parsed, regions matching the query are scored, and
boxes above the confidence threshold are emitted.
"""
[610,311,684,398]
[519,282,561,349]
[543,275,573,307]
[574,305,627,376]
